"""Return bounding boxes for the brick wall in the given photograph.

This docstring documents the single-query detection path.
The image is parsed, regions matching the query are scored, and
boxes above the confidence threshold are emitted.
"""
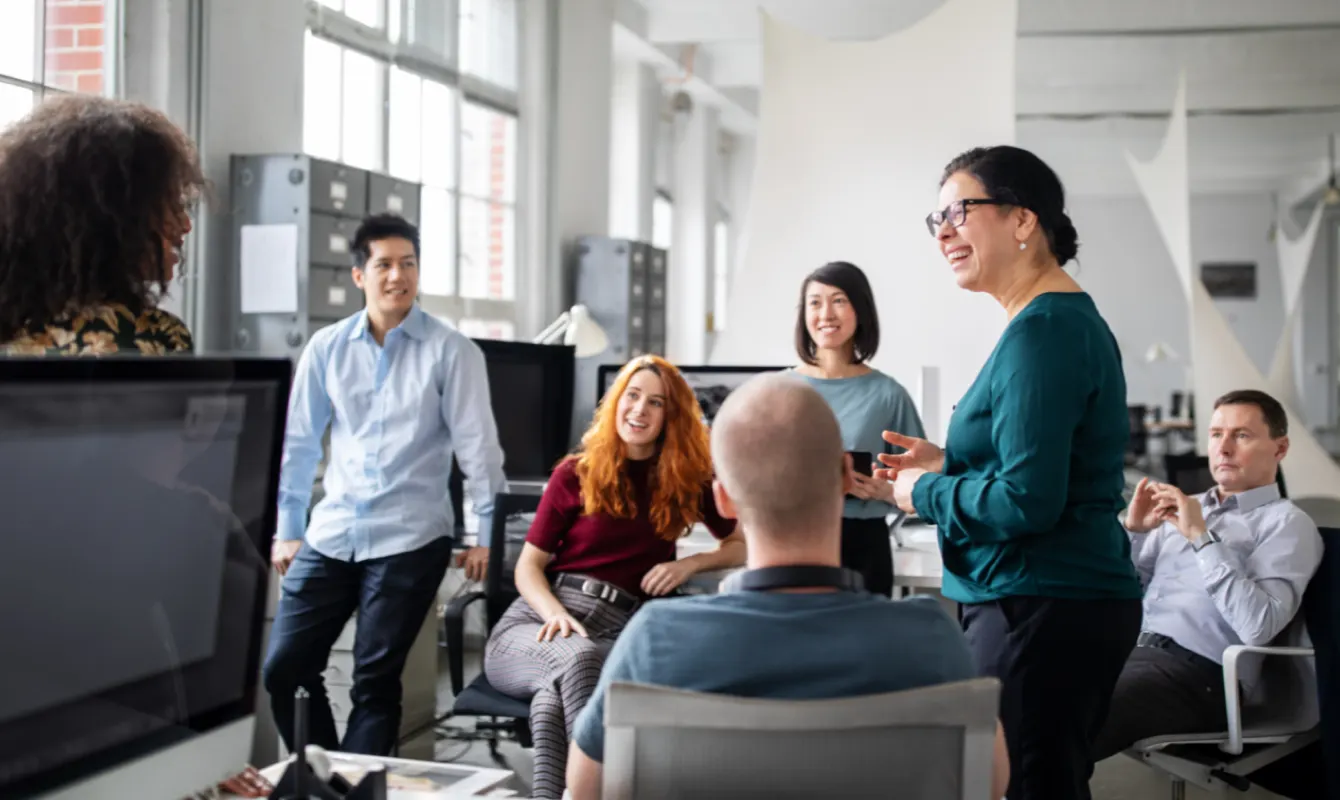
[45,0,107,95]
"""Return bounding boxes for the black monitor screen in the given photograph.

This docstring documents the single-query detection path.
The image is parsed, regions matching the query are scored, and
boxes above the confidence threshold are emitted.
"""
[489,361,551,479]
[0,359,289,798]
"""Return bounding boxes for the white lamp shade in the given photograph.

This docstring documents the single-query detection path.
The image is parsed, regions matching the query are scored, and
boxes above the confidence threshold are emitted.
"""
[563,304,609,358]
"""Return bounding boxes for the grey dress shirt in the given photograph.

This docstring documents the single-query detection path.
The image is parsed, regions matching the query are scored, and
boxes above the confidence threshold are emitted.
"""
[1130,483,1322,691]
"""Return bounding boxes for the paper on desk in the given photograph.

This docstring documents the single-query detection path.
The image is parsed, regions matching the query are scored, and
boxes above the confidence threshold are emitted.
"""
[240,223,300,314]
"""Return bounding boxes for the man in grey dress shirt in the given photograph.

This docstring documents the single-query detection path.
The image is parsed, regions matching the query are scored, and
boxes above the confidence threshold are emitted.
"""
[1093,389,1322,760]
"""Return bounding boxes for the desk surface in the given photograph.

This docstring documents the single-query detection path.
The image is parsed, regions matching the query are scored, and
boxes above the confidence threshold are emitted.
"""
[676,523,944,591]
[230,752,519,799]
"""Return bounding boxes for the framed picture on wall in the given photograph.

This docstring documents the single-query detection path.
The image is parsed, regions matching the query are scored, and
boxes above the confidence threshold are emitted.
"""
[1200,262,1257,299]
[596,364,785,426]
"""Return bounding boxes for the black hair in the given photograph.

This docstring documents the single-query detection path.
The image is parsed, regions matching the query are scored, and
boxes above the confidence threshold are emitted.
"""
[794,261,880,365]
[351,213,420,267]
[1214,389,1288,439]
[940,145,1079,265]
[0,94,206,341]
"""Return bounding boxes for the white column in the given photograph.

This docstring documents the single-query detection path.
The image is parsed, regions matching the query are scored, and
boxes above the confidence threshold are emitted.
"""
[550,0,614,317]
[197,0,306,352]
[607,59,659,241]
[666,102,719,364]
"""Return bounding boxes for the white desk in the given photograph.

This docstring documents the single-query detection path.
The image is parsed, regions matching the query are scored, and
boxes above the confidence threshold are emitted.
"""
[675,523,945,595]
[234,752,519,798]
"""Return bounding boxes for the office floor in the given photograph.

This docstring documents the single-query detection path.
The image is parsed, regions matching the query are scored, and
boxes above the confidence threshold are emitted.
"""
[429,648,1286,799]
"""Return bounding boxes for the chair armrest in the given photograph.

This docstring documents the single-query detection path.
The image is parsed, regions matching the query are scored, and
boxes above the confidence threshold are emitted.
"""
[444,591,487,697]
[1222,644,1315,755]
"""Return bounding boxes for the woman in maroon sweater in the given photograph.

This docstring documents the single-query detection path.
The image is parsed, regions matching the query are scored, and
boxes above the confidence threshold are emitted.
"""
[483,355,744,798]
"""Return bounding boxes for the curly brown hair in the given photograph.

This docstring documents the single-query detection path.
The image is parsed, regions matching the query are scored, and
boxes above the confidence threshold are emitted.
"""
[0,94,206,341]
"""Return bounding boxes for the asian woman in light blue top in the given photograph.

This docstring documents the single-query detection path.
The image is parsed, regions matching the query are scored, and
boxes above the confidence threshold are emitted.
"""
[792,261,924,596]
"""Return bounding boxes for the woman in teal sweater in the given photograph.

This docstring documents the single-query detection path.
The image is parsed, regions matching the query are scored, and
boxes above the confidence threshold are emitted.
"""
[791,261,924,597]
[876,146,1142,800]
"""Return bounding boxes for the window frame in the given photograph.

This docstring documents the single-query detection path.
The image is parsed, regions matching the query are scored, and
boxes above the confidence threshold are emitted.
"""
[304,0,521,337]
[0,0,122,122]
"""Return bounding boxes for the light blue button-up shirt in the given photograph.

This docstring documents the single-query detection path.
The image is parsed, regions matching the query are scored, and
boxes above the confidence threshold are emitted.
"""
[277,306,507,560]
[1130,482,1322,690]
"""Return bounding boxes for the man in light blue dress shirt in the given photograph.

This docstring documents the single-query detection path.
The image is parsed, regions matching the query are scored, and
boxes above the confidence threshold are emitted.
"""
[262,214,507,756]
[1093,389,1322,759]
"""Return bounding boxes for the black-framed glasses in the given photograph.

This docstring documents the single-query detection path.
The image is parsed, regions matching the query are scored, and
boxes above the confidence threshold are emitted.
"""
[925,199,1007,236]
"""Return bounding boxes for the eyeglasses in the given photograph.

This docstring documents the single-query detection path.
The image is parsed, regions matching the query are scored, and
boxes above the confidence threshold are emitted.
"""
[925,199,1007,236]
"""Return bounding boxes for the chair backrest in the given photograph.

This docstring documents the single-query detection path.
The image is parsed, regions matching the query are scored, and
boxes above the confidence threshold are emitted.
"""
[484,491,542,630]
[1127,405,1149,458]
[1304,527,1340,796]
[602,678,1000,800]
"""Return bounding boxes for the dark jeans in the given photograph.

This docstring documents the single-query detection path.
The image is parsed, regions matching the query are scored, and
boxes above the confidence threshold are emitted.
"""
[840,516,894,598]
[262,536,453,756]
[1092,642,1227,761]
[962,595,1142,800]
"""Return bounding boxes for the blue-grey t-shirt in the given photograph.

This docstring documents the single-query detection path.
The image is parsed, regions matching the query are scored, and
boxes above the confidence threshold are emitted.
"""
[794,369,925,519]
[571,592,973,762]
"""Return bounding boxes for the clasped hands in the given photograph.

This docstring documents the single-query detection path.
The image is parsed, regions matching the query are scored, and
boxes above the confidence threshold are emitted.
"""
[1125,477,1207,541]
[872,431,945,515]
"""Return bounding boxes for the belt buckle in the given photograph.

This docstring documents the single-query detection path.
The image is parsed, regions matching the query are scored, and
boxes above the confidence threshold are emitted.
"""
[581,578,600,598]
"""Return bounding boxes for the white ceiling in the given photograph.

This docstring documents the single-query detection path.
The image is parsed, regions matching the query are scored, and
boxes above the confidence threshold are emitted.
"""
[625,0,1340,197]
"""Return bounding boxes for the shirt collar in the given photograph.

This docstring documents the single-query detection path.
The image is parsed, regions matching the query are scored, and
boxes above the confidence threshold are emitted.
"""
[1203,482,1280,513]
[348,305,426,342]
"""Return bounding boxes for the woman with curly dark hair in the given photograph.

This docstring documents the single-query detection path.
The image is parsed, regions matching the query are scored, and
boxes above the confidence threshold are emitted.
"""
[0,94,204,355]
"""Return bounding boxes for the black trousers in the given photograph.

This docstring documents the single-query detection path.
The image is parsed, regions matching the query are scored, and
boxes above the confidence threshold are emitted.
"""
[840,516,893,597]
[962,595,1142,800]
[262,537,453,756]
[1091,642,1227,761]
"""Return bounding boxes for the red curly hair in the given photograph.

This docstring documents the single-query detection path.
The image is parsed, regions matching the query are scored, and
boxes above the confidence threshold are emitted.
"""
[568,356,712,541]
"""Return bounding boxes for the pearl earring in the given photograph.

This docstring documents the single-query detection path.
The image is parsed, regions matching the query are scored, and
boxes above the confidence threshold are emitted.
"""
[1019,242,1027,251]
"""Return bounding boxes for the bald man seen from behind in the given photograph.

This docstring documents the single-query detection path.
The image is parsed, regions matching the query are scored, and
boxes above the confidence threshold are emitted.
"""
[565,372,1010,799]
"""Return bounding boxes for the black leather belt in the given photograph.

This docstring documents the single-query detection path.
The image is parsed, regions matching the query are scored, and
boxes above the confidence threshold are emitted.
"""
[1137,631,1220,675]
[553,573,640,613]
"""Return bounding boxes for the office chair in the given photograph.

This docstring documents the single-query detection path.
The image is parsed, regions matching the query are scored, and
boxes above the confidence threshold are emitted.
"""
[1127,404,1150,467]
[602,678,1001,800]
[440,491,540,764]
[1126,527,1337,798]
[1162,453,1288,499]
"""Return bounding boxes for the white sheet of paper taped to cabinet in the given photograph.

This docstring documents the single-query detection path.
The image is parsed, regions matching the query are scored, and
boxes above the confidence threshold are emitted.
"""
[239,223,300,314]
[329,286,347,307]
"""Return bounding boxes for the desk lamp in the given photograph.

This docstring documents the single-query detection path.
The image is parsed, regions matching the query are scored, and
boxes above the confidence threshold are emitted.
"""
[533,304,609,358]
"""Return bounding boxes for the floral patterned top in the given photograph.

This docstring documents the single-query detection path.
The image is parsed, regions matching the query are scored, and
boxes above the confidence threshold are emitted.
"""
[0,304,194,356]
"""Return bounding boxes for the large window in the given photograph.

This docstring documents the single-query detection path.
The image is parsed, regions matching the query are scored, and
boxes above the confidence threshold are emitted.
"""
[304,0,519,338]
[0,0,116,130]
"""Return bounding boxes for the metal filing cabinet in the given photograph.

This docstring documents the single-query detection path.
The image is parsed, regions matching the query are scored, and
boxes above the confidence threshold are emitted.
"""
[570,236,669,447]
[229,154,422,361]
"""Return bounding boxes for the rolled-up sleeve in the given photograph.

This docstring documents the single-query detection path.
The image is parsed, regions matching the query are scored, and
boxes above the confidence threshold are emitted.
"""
[441,338,508,545]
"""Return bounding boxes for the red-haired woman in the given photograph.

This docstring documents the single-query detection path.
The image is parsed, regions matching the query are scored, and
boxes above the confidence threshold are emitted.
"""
[483,355,745,798]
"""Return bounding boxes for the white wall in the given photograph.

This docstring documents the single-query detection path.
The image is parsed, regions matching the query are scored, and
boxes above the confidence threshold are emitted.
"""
[1072,192,1284,411]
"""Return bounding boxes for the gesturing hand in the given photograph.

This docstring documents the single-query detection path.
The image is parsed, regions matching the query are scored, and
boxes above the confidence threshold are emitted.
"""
[874,432,944,482]
[537,610,589,642]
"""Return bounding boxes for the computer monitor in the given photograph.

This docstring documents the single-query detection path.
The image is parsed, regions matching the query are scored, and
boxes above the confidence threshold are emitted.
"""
[474,340,574,482]
[0,357,290,799]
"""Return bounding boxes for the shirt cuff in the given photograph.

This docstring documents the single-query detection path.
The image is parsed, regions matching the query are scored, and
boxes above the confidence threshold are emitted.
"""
[1193,528,1235,583]
[474,513,494,548]
[910,472,939,520]
[275,507,307,543]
